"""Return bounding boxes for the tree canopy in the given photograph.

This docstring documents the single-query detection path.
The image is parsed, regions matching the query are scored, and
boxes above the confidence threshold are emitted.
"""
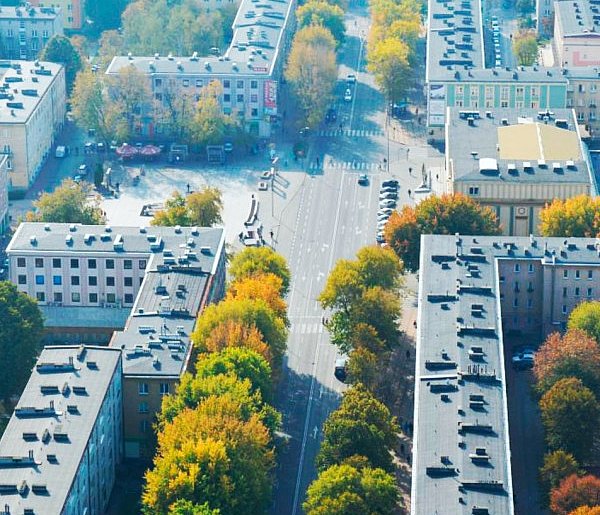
[569,507,600,515]
[568,301,600,345]
[539,377,599,461]
[539,195,600,237]
[296,1,346,46]
[384,193,501,271]
[550,474,600,515]
[227,274,288,321]
[26,179,104,224]
[0,282,44,401]
[513,31,538,66]
[317,385,397,471]
[40,35,83,92]
[152,188,223,228]
[367,37,412,103]
[202,320,271,364]
[229,247,291,295]
[303,463,399,515]
[168,500,220,515]
[534,330,600,395]
[539,451,580,504]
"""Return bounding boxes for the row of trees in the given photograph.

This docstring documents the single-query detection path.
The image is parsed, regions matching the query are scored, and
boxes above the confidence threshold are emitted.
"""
[538,195,600,238]
[142,247,291,514]
[366,0,421,103]
[534,302,600,514]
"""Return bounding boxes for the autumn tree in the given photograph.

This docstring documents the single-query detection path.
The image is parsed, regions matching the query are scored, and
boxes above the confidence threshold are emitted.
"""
[168,500,220,515]
[142,395,275,515]
[297,1,346,46]
[97,30,125,70]
[152,188,223,227]
[347,347,379,390]
[303,463,399,515]
[227,274,288,320]
[317,385,397,471]
[192,298,288,369]
[40,35,83,92]
[569,507,600,515]
[540,377,599,461]
[534,330,600,395]
[513,31,538,66]
[569,301,600,345]
[540,451,580,504]
[550,474,600,515]
[0,282,44,401]
[203,320,271,364]
[229,247,291,295]
[384,193,501,271]
[26,179,104,224]
[285,25,337,127]
[539,195,600,237]
[367,37,412,102]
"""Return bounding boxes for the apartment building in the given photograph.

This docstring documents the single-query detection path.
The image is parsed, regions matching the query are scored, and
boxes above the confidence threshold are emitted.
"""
[444,107,597,236]
[29,0,85,30]
[537,0,560,36]
[564,66,600,136]
[555,0,600,67]
[412,234,600,514]
[0,5,63,60]
[0,345,122,515]
[106,0,296,138]
[0,60,66,194]
[0,155,9,234]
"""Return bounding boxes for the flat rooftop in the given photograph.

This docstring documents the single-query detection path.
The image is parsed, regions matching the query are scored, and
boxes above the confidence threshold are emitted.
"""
[556,0,600,36]
[446,107,595,186]
[412,234,600,514]
[0,6,60,20]
[0,61,63,125]
[0,345,121,515]
[106,0,294,78]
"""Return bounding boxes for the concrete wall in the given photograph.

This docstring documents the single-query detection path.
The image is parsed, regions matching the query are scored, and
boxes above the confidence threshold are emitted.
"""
[29,0,85,30]
[0,10,64,59]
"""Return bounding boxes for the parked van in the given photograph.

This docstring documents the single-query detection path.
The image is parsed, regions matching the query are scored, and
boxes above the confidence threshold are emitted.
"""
[55,145,66,158]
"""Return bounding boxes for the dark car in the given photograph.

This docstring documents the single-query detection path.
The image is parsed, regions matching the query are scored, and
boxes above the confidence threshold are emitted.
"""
[334,357,348,382]
[382,179,399,187]
[358,173,368,185]
[325,108,337,123]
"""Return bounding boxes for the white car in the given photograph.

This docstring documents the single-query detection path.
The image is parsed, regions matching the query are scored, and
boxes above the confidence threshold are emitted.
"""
[344,88,352,102]
[377,212,391,222]
[379,191,397,200]
[346,74,357,84]
[378,207,393,216]
[380,199,397,208]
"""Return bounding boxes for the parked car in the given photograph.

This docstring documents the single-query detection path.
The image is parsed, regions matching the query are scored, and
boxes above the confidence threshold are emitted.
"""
[334,357,348,381]
[344,88,352,102]
[380,199,397,208]
[325,108,337,123]
[346,74,357,84]
[55,145,66,158]
[380,186,398,193]
[379,191,398,200]
[378,207,393,216]
[78,164,88,176]
[358,173,368,185]
[224,142,234,153]
[512,347,535,369]
[377,212,391,221]
[376,232,386,244]
[382,179,399,187]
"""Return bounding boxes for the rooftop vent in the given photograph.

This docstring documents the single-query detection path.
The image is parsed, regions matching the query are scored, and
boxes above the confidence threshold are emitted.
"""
[65,235,73,246]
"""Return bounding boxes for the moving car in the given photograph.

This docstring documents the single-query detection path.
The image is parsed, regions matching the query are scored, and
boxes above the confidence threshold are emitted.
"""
[344,88,352,102]
[512,347,535,370]
[346,74,357,84]
[358,173,368,185]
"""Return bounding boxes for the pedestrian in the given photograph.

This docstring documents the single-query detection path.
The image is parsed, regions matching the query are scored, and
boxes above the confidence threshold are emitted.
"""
[407,148,410,158]
[186,183,190,193]
[409,167,412,175]
[408,188,411,196]
[316,156,320,167]
[238,232,243,242]
[270,230,274,239]
[415,107,419,116]
[413,320,417,328]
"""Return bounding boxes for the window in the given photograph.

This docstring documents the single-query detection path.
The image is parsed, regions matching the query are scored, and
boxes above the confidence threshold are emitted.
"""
[160,383,170,395]
[88,276,97,286]
[139,402,149,413]
[18,275,26,285]
[35,275,44,285]
[588,287,593,297]
[36,292,45,302]
[514,281,520,292]
[236,80,244,89]
[196,79,203,87]
[223,80,230,88]
[514,264,521,273]
[575,270,581,280]
[124,260,132,270]
[140,420,148,433]
[71,292,80,303]
[456,86,464,95]
[124,277,133,287]
[468,186,479,195]
[182,79,189,87]
[516,86,524,96]
[139,260,147,270]
[70,259,79,269]
[575,287,580,297]
[563,287,567,297]
[499,275,505,283]
[139,382,149,395]
[106,293,116,303]
[88,259,97,269]
[106,277,115,287]
[237,94,244,103]
[251,108,258,117]
[562,305,568,315]
[52,258,61,268]
[589,270,594,280]
[17,258,25,267]
[250,94,258,103]
[223,94,231,103]
[155,78,162,87]
[154,93,163,101]
[527,298,533,308]
[106,259,115,269]
[564,270,569,279]
[528,263,534,273]
[513,298,519,307]
[54,292,62,303]
[35,258,43,268]
[250,80,258,89]
[89,293,98,303]
[125,293,134,304]
[71,276,80,286]
[53,275,62,285]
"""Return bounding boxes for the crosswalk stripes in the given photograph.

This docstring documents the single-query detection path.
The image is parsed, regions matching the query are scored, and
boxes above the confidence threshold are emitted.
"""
[317,129,385,138]
[308,161,384,171]
[292,322,324,334]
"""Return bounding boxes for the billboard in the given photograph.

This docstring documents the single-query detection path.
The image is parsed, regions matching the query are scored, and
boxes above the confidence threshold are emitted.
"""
[264,80,277,115]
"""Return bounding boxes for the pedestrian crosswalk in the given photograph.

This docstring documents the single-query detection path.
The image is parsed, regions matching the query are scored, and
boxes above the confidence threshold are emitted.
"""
[308,160,384,171]
[292,322,325,334]
[318,129,385,138]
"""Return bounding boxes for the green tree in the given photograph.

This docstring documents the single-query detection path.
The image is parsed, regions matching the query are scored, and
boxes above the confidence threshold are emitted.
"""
[40,35,83,92]
[317,385,397,471]
[229,247,291,295]
[351,287,401,346]
[384,193,501,271]
[303,463,399,515]
[367,37,412,102]
[539,377,599,461]
[0,282,44,401]
[516,0,535,15]
[97,30,124,71]
[169,500,220,515]
[539,451,580,504]
[151,188,223,227]
[189,81,239,147]
[26,179,104,224]
[192,298,288,370]
[539,195,600,237]
[513,31,538,66]
[568,301,600,344]
[285,25,338,127]
[347,347,379,390]
[297,1,346,46]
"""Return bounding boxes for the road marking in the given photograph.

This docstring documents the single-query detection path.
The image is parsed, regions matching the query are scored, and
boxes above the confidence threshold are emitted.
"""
[312,426,319,439]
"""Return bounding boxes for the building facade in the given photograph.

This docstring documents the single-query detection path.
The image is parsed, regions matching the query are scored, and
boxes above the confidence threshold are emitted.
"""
[0,345,122,515]
[412,234,600,514]
[564,66,600,136]
[0,154,9,234]
[444,108,597,236]
[29,0,85,30]
[555,0,600,67]
[106,0,296,138]
[536,0,559,36]
[0,60,66,194]
[0,5,63,60]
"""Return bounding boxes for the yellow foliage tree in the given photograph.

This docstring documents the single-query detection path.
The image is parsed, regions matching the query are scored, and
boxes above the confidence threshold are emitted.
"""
[539,195,600,237]
[367,37,412,103]
[203,320,271,364]
[227,273,287,320]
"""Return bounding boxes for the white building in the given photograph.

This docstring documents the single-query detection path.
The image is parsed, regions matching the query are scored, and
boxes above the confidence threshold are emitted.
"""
[0,345,122,515]
[0,154,9,234]
[0,60,66,194]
